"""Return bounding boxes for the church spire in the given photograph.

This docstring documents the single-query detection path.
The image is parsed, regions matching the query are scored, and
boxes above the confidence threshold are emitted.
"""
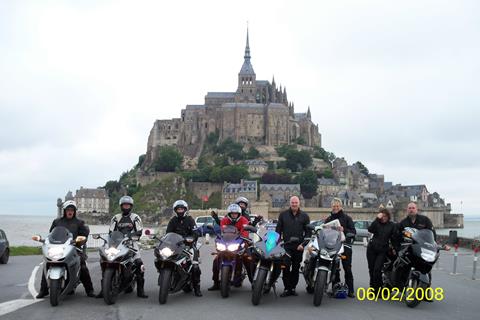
[239,26,255,75]
[307,106,311,119]
[244,26,251,60]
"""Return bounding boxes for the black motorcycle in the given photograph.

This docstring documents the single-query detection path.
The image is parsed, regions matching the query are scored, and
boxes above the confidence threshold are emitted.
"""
[150,231,200,304]
[94,231,140,305]
[383,227,442,308]
[244,225,298,306]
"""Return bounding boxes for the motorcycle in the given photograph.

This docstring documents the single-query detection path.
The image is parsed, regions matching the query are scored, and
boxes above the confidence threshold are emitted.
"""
[93,231,140,305]
[383,227,443,308]
[302,221,355,306]
[148,230,201,304]
[32,227,86,307]
[210,224,248,298]
[244,225,298,306]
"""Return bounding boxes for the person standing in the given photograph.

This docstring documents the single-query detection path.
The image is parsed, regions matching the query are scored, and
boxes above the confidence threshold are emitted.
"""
[324,198,356,298]
[366,208,396,292]
[276,196,310,297]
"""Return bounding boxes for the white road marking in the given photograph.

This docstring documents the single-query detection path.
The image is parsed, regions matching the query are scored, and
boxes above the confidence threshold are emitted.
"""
[0,299,40,317]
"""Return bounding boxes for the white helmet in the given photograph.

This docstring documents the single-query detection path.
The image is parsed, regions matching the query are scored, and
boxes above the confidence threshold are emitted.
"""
[226,203,242,223]
[119,196,134,206]
[63,200,77,211]
[235,196,249,206]
[173,200,189,216]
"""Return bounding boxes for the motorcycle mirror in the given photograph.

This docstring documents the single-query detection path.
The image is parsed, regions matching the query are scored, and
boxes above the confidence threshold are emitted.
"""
[306,224,316,231]
[243,225,257,233]
[144,229,151,236]
[32,235,42,242]
[92,234,100,240]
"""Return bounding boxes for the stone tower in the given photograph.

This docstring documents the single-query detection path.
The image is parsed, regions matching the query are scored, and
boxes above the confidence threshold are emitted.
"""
[235,28,257,103]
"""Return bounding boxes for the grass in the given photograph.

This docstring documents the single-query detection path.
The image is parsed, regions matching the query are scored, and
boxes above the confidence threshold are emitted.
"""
[9,246,42,256]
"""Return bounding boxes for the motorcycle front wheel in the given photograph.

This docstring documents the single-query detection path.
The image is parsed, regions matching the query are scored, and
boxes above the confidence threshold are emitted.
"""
[102,268,119,305]
[313,270,327,306]
[252,267,268,306]
[220,265,231,298]
[405,278,428,308]
[49,278,62,307]
[158,268,172,304]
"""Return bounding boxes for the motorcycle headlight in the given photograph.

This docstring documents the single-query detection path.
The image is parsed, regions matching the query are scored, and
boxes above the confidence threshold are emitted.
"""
[48,246,64,260]
[216,243,226,251]
[105,247,120,260]
[227,243,240,251]
[320,248,329,257]
[421,248,436,262]
[160,247,174,258]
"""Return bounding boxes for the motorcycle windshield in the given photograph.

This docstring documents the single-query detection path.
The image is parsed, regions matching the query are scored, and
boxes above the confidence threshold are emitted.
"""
[265,230,280,253]
[412,229,435,246]
[160,232,184,248]
[108,231,125,248]
[320,229,341,249]
[48,227,72,244]
[221,225,240,241]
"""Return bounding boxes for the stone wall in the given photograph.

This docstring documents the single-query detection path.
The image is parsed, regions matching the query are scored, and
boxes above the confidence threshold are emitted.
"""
[187,181,223,200]
[443,213,464,228]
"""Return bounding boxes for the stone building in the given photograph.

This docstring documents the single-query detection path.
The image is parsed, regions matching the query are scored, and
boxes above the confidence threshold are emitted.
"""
[74,187,110,214]
[259,184,301,208]
[143,29,321,168]
[244,159,268,177]
[222,180,258,209]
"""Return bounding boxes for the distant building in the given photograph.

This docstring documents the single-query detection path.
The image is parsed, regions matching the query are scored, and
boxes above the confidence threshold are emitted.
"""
[244,159,268,177]
[260,184,301,208]
[74,187,110,215]
[222,180,257,209]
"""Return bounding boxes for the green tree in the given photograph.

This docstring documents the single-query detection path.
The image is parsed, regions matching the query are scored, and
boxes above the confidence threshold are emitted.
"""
[285,149,312,172]
[321,168,334,179]
[354,161,369,175]
[295,170,319,199]
[104,180,121,196]
[135,154,146,169]
[276,144,295,157]
[153,146,183,172]
[295,136,307,145]
[246,146,260,159]
[313,147,336,163]
[221,165,249,183]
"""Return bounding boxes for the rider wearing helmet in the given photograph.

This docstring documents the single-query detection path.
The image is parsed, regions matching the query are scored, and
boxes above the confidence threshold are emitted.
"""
[36,200,95,298]
[208,204,250,291]
[166,200,202,297]
[211,196,262,227]
[96,196,148,298]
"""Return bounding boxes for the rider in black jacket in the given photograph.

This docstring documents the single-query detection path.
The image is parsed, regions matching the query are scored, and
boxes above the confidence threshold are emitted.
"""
[166,200,202,297]
[367,208,397,291]
[397,202,436,240]
[324,198,356,297]
[275,196,310,297]
[36,200,95,298]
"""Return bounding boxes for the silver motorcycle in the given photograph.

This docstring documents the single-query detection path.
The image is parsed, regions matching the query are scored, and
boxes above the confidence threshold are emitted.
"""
[32,226,86,307]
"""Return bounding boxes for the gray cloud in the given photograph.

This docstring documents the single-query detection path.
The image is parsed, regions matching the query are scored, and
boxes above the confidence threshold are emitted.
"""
[0,0,479,216]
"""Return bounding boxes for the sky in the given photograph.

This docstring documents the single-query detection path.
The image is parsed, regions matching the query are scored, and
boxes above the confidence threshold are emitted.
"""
[0,0,479,217]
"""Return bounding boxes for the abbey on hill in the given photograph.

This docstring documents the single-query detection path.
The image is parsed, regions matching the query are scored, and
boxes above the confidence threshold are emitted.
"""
[144,29,321,167]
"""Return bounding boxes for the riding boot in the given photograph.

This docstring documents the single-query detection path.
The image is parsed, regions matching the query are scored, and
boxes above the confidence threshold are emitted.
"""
[137,274,148,298]
[36,272,49,298]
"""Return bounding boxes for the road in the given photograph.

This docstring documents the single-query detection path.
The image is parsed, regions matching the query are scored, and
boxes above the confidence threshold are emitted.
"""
[0,243,479,320]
